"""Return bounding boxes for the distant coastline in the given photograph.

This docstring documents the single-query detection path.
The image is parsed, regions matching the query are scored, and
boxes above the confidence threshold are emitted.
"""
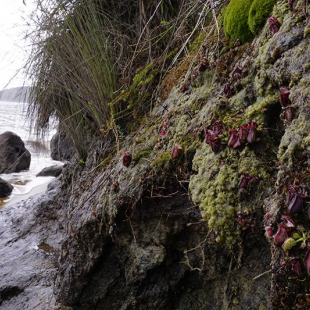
[0,86,31,103]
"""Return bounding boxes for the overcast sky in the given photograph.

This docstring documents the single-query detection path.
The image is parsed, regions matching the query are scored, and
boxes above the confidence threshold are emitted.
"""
[0,1,36,90]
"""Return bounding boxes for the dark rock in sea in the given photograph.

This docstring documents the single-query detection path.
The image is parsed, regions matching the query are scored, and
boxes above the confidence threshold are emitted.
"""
[36,164,63,177]
[0,131,31,174]
[0,178,13,198]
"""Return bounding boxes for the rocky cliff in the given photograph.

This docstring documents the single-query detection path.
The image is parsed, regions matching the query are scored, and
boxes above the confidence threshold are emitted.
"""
[1,0,310,309]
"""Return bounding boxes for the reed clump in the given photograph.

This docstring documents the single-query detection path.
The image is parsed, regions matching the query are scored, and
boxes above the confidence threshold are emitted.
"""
[25,0,227,159]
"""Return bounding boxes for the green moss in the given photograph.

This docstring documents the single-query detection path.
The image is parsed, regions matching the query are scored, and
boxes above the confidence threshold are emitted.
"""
[304,22,310,38]
[189,31,206,52]
[181,138,200,158]
[190,140,271,248]
[135,123,158,144]
[223,0,254,45]
[133,149,152,163]
[151,151,171,174]
[248,0,277,35]
[246,93,279,124]
[174,115,190,140]
[278,116,310,167]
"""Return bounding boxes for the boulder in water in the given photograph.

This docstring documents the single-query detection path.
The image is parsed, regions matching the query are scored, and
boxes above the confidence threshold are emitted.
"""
[36,164,63,177]
[50,131,76,161]
[0,131,31,174]
[0,177,13,198]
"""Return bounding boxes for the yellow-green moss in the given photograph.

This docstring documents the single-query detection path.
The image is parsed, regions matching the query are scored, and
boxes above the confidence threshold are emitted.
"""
[304,23,310,38]
[278,116,310,167]
[246,93,279,124]
[135,123,158,145]
[189,31,207,52]
[151,151,171,174]
[223,0,254,45]
[272,0,290,18]
[174,115,190,140]
[248,0,277,35]
[181,138,200,158]
[133,149,152,164]
[190,142,271,247]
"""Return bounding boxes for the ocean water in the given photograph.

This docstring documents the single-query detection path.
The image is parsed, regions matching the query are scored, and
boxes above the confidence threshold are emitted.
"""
[0,100,62,207]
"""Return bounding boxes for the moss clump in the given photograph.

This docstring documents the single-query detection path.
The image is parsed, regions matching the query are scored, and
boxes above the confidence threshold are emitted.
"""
[133,149,152,164]
[190,141,271,247]
[151,152,171,174]
[304,22,310,38]
[246,93,279,124]
[223,0,254,45]
[278,116,310,167]
[248,0,277,35]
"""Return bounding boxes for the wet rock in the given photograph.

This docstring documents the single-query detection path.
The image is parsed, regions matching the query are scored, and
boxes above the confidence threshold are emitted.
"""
[36,164,63,177]
[0,131,31,174]
[0,178,13,198]
[0,179,67,309]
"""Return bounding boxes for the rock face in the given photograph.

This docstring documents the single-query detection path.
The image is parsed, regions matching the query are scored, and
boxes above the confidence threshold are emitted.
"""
[0,178,13,198]
[53,166,271,309]
[0,132,31,174]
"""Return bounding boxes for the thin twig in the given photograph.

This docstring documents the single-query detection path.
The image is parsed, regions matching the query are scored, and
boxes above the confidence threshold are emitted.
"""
[253,269,272,281]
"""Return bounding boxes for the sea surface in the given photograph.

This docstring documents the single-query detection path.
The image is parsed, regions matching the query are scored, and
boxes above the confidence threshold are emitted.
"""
[0,100,62,208]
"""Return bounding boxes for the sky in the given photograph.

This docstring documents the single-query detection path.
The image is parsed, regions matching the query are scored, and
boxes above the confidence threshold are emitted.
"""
[0,1,36,90]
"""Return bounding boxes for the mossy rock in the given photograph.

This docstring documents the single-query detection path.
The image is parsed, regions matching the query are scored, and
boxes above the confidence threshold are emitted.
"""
[248,0,277,35]
[223,0,254,45]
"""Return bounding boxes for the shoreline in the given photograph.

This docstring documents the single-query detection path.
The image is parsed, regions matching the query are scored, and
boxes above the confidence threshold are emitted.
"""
[0,176,55,208]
